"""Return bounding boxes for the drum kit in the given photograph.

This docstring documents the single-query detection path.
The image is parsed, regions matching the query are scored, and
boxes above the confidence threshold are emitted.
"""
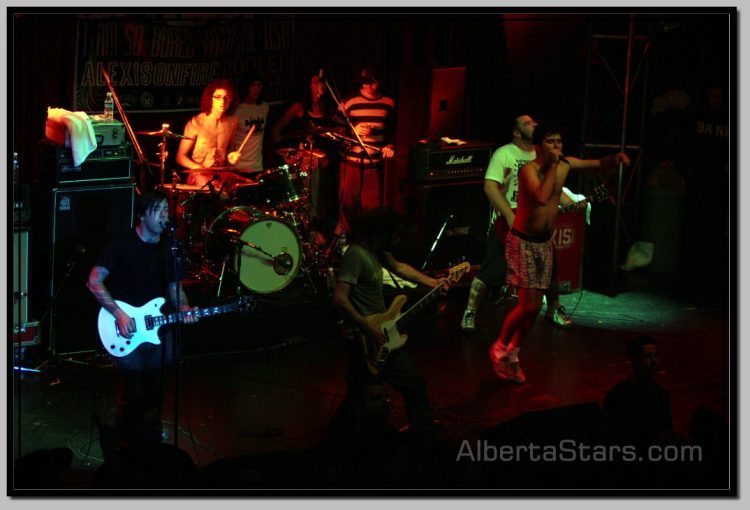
[138,124,338,297]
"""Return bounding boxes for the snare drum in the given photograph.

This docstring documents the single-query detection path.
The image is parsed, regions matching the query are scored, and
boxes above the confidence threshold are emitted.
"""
[257,164,308,209]
[203,206,302,294]
[156,183,215,246]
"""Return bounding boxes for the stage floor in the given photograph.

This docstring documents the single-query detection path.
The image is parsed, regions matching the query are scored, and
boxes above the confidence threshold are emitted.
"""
[10,267,731,493]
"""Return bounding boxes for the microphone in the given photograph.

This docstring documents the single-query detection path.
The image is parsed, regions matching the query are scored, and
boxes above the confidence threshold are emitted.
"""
[559,156,570,165]
[273,253,294,275]
[162,220,177,234]
[318,68,326,82]
[64,244,86,270]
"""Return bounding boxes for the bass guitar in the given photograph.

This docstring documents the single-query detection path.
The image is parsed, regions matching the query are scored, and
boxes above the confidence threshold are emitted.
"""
[494,184,609,242]
[97,295,254,357]
[361,262,470,375]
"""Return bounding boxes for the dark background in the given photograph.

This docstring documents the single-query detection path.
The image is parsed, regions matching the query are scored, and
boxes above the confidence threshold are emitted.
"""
[11,10,730,176]
[9,8,733,327]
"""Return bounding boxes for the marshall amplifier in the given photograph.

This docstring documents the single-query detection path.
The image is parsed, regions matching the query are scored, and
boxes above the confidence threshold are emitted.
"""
[38,139,133,185]
[408,139,494,181]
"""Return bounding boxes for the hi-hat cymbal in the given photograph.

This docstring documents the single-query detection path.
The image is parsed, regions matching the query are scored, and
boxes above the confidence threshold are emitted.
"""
[276,148,327,160]
[281,125,345,140]
[137,129,194,141]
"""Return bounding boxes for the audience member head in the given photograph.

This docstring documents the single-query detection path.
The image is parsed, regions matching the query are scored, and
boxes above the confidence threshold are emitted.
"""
[627,336,659,377]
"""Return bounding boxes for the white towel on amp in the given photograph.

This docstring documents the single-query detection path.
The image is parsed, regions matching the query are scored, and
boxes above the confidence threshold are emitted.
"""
[46,107,97,166]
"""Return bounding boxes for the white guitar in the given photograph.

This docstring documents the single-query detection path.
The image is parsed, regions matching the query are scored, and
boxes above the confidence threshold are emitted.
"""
[97,295,253,357]
[361,262,470,375]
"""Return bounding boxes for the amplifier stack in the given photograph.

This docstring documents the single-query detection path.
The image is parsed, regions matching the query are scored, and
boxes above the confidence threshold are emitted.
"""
[401,139,494,270]
[31,118,136,355]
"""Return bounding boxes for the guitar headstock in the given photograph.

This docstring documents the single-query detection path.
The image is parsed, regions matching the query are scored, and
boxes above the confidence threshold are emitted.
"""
[447,262,471,284]
[591,184,610,204]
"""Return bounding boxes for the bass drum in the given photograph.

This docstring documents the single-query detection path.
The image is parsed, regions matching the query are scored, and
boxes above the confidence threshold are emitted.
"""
[203,206,302,294]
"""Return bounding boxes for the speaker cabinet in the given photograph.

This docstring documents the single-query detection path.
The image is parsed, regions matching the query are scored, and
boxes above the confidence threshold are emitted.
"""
[400,179,490,270]
[12,229,30,325]
[396,65,467,155]
[31,183,135,354]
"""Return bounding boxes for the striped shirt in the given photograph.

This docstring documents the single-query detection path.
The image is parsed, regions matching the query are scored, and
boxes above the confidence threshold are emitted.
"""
[338,91,395,164]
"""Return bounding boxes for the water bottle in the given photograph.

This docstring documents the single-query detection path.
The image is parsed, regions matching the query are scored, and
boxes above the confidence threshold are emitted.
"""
[103,92,114,122]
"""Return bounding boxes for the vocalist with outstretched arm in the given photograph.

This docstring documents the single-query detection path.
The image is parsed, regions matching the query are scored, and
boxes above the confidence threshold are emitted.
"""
[488,124,630,384]
[86,190,198,480]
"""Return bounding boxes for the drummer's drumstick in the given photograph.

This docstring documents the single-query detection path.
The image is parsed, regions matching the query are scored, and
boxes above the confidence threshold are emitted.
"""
[236,124,256,154]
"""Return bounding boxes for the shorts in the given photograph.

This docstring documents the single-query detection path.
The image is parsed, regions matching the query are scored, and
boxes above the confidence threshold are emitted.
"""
[505,228,554,290]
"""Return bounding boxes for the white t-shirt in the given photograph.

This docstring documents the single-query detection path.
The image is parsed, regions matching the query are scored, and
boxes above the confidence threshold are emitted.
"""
[232,102,270,172]
[484,142,536,224]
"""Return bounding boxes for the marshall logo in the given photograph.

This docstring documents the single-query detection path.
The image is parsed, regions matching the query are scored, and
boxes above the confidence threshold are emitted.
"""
[445,154,473,165]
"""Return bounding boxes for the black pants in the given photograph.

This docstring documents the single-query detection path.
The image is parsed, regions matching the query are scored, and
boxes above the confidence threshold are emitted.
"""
[98,330,178,468]
[345,333,433,449]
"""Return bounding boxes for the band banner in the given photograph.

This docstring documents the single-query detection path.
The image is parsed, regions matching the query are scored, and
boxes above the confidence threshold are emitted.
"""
[74,13,295,113]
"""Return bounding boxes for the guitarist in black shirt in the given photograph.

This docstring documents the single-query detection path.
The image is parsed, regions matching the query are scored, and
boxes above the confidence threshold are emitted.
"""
[87,190,199,479]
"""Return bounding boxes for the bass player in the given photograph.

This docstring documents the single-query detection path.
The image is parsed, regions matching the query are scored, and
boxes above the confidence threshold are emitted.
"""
[331,207,448,460]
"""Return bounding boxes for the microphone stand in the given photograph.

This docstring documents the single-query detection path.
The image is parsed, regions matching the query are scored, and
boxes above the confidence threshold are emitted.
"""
[421,215,454,271]
[42,250,85,358]
[100,64,149,194]
[168,231,184,450]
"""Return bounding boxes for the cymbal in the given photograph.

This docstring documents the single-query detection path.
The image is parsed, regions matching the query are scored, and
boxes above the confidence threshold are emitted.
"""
[276,148,327,160]
[281,125,345,140]
[136,129,194,141]
[155,183,212,194]
[178,166,239,173]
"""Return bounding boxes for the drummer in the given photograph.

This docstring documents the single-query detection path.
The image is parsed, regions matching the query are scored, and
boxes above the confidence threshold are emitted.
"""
[271,66,339,235]
[175,79,252,194]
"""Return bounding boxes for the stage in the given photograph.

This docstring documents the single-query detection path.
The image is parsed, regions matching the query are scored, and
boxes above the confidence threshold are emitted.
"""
[10,263,730,492]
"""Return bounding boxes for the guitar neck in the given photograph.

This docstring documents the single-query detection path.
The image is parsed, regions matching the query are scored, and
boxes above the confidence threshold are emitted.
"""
[151,302,240,328]
[558,197,589,215]
[395,282,445,331]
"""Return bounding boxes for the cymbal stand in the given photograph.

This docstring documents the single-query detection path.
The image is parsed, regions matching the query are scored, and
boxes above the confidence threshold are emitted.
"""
[157,123,171,187]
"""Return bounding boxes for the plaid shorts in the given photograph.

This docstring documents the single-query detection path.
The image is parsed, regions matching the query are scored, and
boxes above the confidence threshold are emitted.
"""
[505,228,554,290]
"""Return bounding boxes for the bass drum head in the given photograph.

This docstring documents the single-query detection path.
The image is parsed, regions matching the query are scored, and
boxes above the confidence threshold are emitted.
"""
[204,206,302,294]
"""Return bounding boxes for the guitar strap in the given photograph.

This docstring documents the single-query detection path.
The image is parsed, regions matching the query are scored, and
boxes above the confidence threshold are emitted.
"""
[385,267,402,290]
